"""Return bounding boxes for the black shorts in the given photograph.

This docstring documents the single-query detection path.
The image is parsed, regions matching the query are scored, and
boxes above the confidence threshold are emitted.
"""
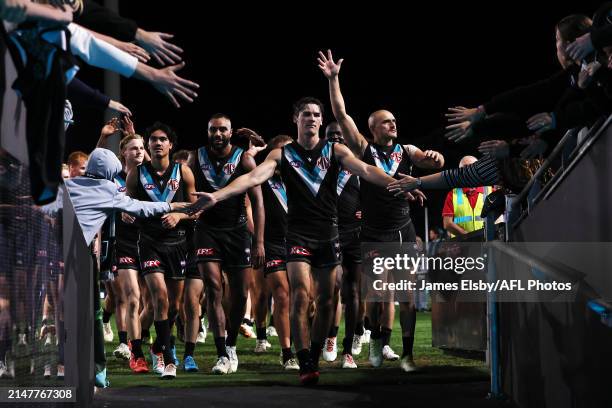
[264,240,287,276]
[194,225,251,272]
[184,251,201,279]
[114,238,140,271]
[286,232,342,269]
[339,228,362,265]
[138,237,186,280]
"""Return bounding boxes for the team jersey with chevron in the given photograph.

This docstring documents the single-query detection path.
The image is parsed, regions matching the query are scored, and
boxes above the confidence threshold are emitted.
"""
[134,161,186,242]
[361,142,414,232]
[337,168,361,233]
[261,174,288,243]
[114,170,138,241]
[280,139,340,240]
[191,145,248,229]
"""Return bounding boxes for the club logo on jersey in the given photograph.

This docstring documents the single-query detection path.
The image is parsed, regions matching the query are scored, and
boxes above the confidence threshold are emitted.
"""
[284,142,334,196]
[167,178,179,191]
[143,259,161,268]
[317,156,330,170]
[290,246,312,256]
[198,147,243,190]
[370,144,403,176]
[266,259,284,268]
[390,151,403,163]
[342,169,352,176]
[223,163,236,175]
[140,163,182,203]
[119,256,135,265]
[290,160,302,168]
[197,248,215,256]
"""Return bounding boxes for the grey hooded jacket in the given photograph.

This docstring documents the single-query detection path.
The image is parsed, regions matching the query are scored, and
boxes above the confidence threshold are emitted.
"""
[60,148,171,246]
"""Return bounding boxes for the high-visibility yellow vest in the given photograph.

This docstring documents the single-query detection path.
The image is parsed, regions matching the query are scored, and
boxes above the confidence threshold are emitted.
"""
[450,187,489,237]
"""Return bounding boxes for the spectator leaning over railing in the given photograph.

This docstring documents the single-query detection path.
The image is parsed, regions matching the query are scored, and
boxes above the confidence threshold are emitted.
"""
[444,15,595,159]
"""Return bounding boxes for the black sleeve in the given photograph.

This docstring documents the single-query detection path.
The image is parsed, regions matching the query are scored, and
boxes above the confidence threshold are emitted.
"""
[67,77,111,111]
[74,0,138,42]
[553,84,611,132]
[483,70,571,120]
[554,97,610,132]
[591,25,612,52]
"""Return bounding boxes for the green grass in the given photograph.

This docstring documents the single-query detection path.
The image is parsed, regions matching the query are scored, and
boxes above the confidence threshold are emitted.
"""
[104,312,488,388]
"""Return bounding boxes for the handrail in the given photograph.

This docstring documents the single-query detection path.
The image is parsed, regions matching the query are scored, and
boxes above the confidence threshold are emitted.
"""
[487,241,611,310]
[511,128,578,208]
[539,114,612,202]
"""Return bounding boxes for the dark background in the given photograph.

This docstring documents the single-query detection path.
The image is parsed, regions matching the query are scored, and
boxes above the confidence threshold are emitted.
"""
[66,1,604,235]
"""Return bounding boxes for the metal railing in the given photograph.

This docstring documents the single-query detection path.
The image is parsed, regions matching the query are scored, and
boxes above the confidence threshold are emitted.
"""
[511,114,612,227]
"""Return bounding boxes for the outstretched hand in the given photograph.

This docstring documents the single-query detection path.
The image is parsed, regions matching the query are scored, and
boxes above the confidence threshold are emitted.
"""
[445,106,484,124]
[387,172,419,193]
[477,140,509,159]
[121,115,136,136]
[100,117,120,138]
[151,62,200,108]
[566,33,594,62]
[445,120,474,142]
[180,192,218,215]
[136,30,184,66]
[235,128,265,147]
[317,49,343,79]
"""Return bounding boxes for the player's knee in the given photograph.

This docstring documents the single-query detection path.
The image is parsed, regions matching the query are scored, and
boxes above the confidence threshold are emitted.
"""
[292,287,309,309]
[274,288,290,309]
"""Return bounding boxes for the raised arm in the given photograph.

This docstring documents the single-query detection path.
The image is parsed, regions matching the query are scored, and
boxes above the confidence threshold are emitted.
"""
[318,50,369,157]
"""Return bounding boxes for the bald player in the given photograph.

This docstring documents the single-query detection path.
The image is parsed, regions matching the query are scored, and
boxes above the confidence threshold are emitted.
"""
[319,50,444,372]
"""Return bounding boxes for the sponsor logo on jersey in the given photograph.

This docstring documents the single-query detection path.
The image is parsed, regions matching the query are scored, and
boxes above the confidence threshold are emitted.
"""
[290,246,312,256]
[390,151,403,163]
[223,163,236,175]
[117,186,127,193]
[167,178,179,191]
[197,248,215,256]
[342,169,352,176]
[266,259,285,268]
[144,183,156,190]
[143,259,161,268]
[270,181,283,190]
[290,160,302,168]
[201,163,212,171]
[119,256,136,265]
[316,156,330,170]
